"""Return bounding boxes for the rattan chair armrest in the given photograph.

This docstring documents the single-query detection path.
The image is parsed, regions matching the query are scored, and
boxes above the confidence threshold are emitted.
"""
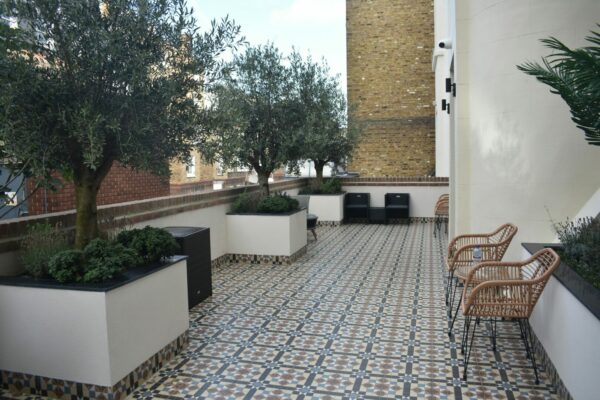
[463,262,523,286]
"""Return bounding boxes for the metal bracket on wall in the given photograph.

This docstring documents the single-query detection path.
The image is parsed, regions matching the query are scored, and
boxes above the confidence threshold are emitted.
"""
[447,103,451,114]
[445,78,452,93]
[441,99,447,110]
[452,83,457,97]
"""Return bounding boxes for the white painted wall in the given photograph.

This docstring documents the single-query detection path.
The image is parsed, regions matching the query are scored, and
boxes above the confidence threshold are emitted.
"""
[0,260,188,387]
[106,262,189,384]
[342,186,448,218]
[135,204,230,261]
[524,247,600,400]
[446,0,600,259]
[227,210,307,256]
[433,0,451,177]
[308,194,345,223]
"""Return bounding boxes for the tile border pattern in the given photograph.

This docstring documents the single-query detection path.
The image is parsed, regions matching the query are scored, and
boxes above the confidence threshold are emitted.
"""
[226,245,308,266]
[531,332,573,400]
[0,332,188,400]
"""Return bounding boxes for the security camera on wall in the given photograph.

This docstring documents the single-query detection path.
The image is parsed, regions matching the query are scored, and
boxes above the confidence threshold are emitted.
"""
[438,38,453,49]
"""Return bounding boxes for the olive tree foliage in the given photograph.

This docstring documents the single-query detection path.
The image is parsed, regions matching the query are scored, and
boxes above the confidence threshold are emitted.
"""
[288,52,360,187]
[202,44,303,196]
[0,0,242,247]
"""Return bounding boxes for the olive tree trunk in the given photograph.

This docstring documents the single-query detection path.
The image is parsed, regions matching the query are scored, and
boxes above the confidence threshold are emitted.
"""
[257,170,271,197]
[313,160,327,188]
[73,161,113,249]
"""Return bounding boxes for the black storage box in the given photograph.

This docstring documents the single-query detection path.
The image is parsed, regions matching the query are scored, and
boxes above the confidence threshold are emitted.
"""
[164,227,212,309]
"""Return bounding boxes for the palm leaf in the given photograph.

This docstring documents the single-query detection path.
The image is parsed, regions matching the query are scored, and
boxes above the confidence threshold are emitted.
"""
[518,26,600,146]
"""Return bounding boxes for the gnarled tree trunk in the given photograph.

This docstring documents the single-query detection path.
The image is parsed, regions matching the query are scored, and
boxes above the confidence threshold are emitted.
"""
[257,170,271,197]
[313,159,327,188]
[73,160,113,249]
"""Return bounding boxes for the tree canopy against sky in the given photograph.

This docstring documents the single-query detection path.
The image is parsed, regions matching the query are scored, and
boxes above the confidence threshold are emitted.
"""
[203,43,303,196]
[0,0,242,247]
[289,52,359,186]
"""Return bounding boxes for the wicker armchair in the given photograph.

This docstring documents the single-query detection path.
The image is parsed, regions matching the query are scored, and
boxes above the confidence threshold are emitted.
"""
[433,194,449,237]
[460,248,560,383]
[445,223,518,332]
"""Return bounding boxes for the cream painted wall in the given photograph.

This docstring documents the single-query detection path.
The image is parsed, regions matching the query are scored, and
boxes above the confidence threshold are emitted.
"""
[0,287,111,385]
[524,247,600,400]
[226,210,307,256]
[448,0,600,259]
[433,0,451,177]
[135,204,230,261]
[308,195,345,223]
[106,262,188,384]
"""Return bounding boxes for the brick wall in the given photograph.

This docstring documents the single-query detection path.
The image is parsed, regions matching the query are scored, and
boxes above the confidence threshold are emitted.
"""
[26,163,170,215]
[346,0,435,177]
[169,150,219,185]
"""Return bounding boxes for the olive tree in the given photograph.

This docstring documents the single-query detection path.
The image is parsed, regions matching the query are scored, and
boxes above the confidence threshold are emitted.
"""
[289,52,360,187]
[0,0,242,247]
[202,44,303,196]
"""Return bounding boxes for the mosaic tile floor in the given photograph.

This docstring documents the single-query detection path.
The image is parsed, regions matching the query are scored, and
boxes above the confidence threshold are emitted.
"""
[1,223,559,400]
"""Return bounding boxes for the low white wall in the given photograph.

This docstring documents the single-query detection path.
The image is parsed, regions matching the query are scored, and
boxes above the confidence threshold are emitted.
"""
[135,204,230,261]
[524,247,600,400]
[106,261,189,384]
[309,194,345,222]
[0,260,188,387]
[227,210,307,256]
[342,186,447,218]
[0,287,110,385]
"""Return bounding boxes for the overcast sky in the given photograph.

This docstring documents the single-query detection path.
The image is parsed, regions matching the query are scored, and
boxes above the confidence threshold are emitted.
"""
[189,0,347,92]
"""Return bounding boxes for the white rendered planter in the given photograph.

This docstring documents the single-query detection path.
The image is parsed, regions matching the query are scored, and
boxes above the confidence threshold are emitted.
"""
[522,244,600,400]
[308,193,345,224]
[227,209,307,263]
[0,258,189,397]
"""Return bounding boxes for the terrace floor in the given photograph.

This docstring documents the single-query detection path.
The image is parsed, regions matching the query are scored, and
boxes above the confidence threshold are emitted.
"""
[0,223,559,400]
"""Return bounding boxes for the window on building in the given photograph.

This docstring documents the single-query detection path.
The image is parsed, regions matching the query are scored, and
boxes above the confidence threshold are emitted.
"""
[216,162,224,176]
[186,156,196,178]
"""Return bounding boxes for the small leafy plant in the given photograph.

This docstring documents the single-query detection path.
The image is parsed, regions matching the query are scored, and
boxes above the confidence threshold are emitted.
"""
[299,178,343,195]
[256,193,299,213]
[231,191,263,213]
[45,226,178,284]
[115,226,179,264]
[231,191,299,214]
[554,216,600,289]
[21,222,70,278]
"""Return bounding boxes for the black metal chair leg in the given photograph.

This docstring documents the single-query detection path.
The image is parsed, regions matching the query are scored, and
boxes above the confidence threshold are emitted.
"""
[311,228,317,240]
[463,316,478,381]
[461,315,472,354]
[448,289,463,337]
[448,277,460,317]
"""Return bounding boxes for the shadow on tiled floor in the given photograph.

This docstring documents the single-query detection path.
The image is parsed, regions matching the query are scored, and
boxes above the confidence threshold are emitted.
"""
[1,223,559,399]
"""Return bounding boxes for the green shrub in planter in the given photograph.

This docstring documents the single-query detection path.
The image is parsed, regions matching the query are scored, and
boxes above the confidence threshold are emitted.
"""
[256,193,299,213]
[21,222,70,278]
[115,226,179,264]
[320,178,342,194]
[299,178,342,195]
[231,191,262,213]
[48,250,84,283]
[554,216,600,289]
[82,239,140,283]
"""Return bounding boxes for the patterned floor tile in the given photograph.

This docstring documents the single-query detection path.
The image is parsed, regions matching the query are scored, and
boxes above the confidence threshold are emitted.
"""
[1,223,561,400]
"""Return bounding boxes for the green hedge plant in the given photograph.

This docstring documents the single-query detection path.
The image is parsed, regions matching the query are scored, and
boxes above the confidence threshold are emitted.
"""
[21,222,70,278]
[115,226,179,264]
[554,216,600,289]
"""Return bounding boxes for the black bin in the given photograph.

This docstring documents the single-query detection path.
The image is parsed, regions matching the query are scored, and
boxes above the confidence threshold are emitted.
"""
[164,227,212,309]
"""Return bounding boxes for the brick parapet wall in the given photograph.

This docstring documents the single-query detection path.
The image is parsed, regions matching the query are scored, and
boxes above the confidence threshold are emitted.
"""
[0,178,309,254]
[170,177,246,196]
[26,163,170,215]
[340,176,448,186]
[346,0,435,176]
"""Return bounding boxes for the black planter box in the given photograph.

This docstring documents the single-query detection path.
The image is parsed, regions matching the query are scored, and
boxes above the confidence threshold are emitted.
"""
[522,242,600,320]
[165,227,212,309]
